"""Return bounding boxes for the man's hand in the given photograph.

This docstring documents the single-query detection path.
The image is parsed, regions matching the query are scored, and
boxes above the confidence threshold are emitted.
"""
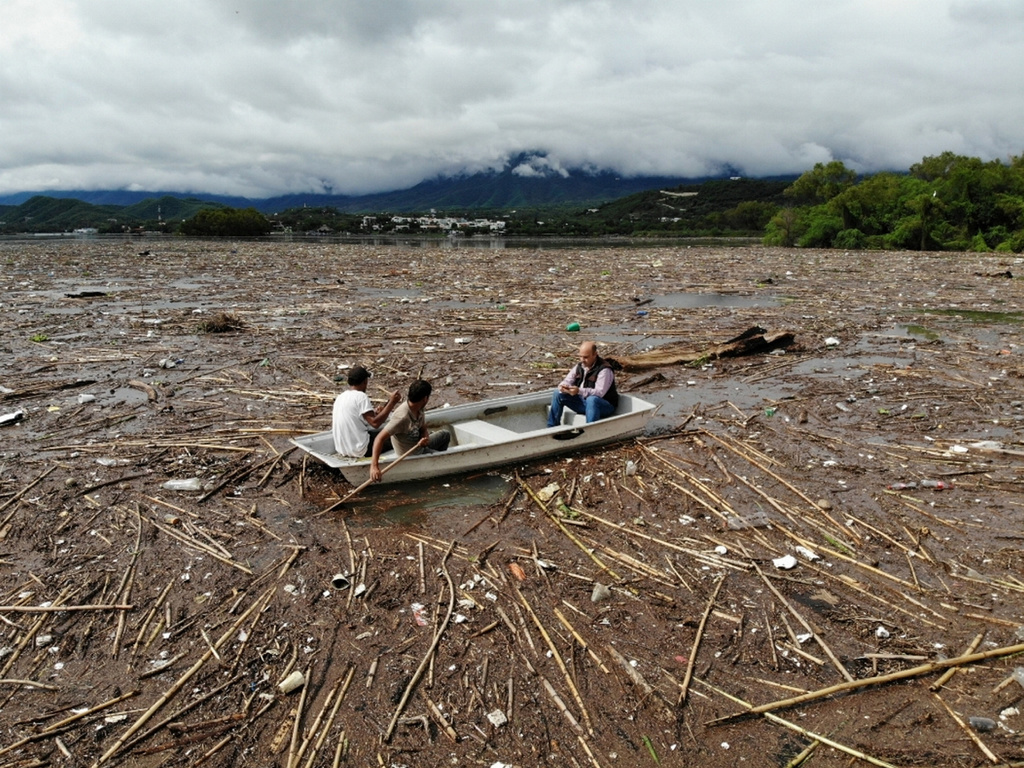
[370,462,382,482]
[387,390,401,406]
[559,384,579,396]
[417,436,430,448]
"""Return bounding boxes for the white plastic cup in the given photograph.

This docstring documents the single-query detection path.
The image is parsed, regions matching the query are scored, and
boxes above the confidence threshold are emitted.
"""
[331,573,350,590]
[278,670,305,694]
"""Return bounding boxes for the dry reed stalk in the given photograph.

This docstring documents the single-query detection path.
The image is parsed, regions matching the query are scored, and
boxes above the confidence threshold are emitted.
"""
[91,586,275,767]
[700,430,862,543]
[932,692,1001,764]
[0,603,133,613]
[698,678,898,768]
[304,665,354,768]
[0,587,72,678]
[709,640,1024,725]
[0,689,140,758]
[120,675,243,753]
[383,541,456,742]
[755,564,853,682]
[132,577,175,655]
[0,465,56,524]
[517,588,594,735]
[0,678,58,690]
[286,665,312,768]
[679,575,725,706]
[553,606,609,672]
[930,633,984,691]
[581,538,680,589]
[519,478,622,582]
[145,514,252,574]
[539,674,584,734]
[573,508,751,572]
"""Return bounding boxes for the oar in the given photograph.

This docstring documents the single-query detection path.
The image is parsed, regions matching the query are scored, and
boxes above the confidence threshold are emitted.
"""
[315,443,421,516]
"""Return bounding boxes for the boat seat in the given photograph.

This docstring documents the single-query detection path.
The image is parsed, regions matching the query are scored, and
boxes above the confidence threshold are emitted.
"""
[453,419,517,445]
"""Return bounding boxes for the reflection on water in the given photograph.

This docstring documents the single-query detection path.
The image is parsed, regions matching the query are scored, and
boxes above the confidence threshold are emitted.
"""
[651,292,780,309]
[345,472,510,526]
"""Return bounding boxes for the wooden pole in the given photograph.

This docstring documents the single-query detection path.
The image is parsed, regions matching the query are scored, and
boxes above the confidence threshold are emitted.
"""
[315,443,422,516]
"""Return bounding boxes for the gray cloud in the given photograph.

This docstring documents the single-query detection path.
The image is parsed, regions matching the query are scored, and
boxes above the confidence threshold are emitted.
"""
[1,0,1022,197]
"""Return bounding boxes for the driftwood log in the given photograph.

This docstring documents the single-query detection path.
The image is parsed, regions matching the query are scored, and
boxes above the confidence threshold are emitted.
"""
[611,325,794,371]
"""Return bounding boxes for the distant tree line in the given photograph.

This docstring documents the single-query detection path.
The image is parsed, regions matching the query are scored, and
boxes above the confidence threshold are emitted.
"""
[764,152,1024,252]
[180,207,271,236]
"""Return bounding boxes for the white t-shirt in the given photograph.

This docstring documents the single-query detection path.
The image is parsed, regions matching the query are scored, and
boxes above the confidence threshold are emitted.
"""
[332,389,374,456]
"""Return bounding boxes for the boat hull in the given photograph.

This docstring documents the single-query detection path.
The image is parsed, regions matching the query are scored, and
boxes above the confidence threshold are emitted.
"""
[291,391,656,486]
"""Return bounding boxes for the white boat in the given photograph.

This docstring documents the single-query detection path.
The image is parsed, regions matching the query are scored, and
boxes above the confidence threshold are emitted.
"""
[291,391,657,486]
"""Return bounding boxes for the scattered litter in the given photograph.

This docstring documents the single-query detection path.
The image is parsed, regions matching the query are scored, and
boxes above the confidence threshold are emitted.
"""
[875,626,890,639]
[161,477,203,492]
[772,555,797,570]
[278,670,305,694]
[969,716,996,733]
[487,709,508,727]
[795,546,820,561]
[1,410,25,427]
[591,583,612,603]
[537,482,560,502]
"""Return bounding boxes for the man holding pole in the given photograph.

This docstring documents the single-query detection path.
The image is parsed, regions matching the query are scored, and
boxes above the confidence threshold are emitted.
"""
[370,379,450,482]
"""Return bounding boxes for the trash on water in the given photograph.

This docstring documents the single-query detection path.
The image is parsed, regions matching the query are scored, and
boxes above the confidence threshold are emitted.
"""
[411,603,428,626]
[161,477,203,492]
[591,583,612,603]
[487,709,508,727]
[331,573,351,590]
[969,716,996,732]
[537,482,560,502]
[0,410,25,427]
[625,460,637,476]
[920,479,953,490]
[824,337,840,347]
[888,482,918,490]
[795,546,820,561]
[278,670,305,694]
[772,555,797,570]
[566,322,581,332]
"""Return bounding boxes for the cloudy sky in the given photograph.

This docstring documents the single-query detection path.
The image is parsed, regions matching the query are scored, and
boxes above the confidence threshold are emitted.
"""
[2,0,1022,198]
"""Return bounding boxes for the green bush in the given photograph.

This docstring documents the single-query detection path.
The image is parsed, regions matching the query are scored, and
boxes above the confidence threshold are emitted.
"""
[833,228,868,249]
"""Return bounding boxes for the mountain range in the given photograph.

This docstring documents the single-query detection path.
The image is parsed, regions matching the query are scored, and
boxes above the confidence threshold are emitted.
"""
[0,153,773,214]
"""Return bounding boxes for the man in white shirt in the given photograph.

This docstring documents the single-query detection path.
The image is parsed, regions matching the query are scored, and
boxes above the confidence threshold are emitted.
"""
[332,366,401,457]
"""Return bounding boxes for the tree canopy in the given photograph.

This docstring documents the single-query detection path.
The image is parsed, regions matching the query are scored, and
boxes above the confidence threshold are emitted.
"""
[765,152,1024,252]
[180,207,271,237]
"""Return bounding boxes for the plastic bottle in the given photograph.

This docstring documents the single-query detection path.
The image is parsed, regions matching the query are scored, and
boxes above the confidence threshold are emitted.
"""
[920,480,953,490]
[969,716,996,732]
[887,482,918,490]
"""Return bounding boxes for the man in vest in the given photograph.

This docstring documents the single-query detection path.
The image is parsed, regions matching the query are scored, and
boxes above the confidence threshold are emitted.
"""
[547,341,619,428]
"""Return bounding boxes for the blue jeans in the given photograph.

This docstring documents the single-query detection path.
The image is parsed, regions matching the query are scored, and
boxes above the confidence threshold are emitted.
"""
[547,390,614,427]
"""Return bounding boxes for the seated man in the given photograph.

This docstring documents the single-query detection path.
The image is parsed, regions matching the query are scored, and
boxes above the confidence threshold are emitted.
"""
[547,341,618,427]
[332,366,401,457]
[370,379,450,481]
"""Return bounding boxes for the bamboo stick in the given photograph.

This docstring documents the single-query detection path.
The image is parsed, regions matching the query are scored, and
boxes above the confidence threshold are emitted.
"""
[930,633,985,691]
[933,692,1001,764]
[698,678,898,768]
[754,564,853,682]
[517,587,594,735]
[383,541,456,742]
[91,586,275,767]
[709,640,1024,725]
[679,575,725,706]
[0,689,139,757]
